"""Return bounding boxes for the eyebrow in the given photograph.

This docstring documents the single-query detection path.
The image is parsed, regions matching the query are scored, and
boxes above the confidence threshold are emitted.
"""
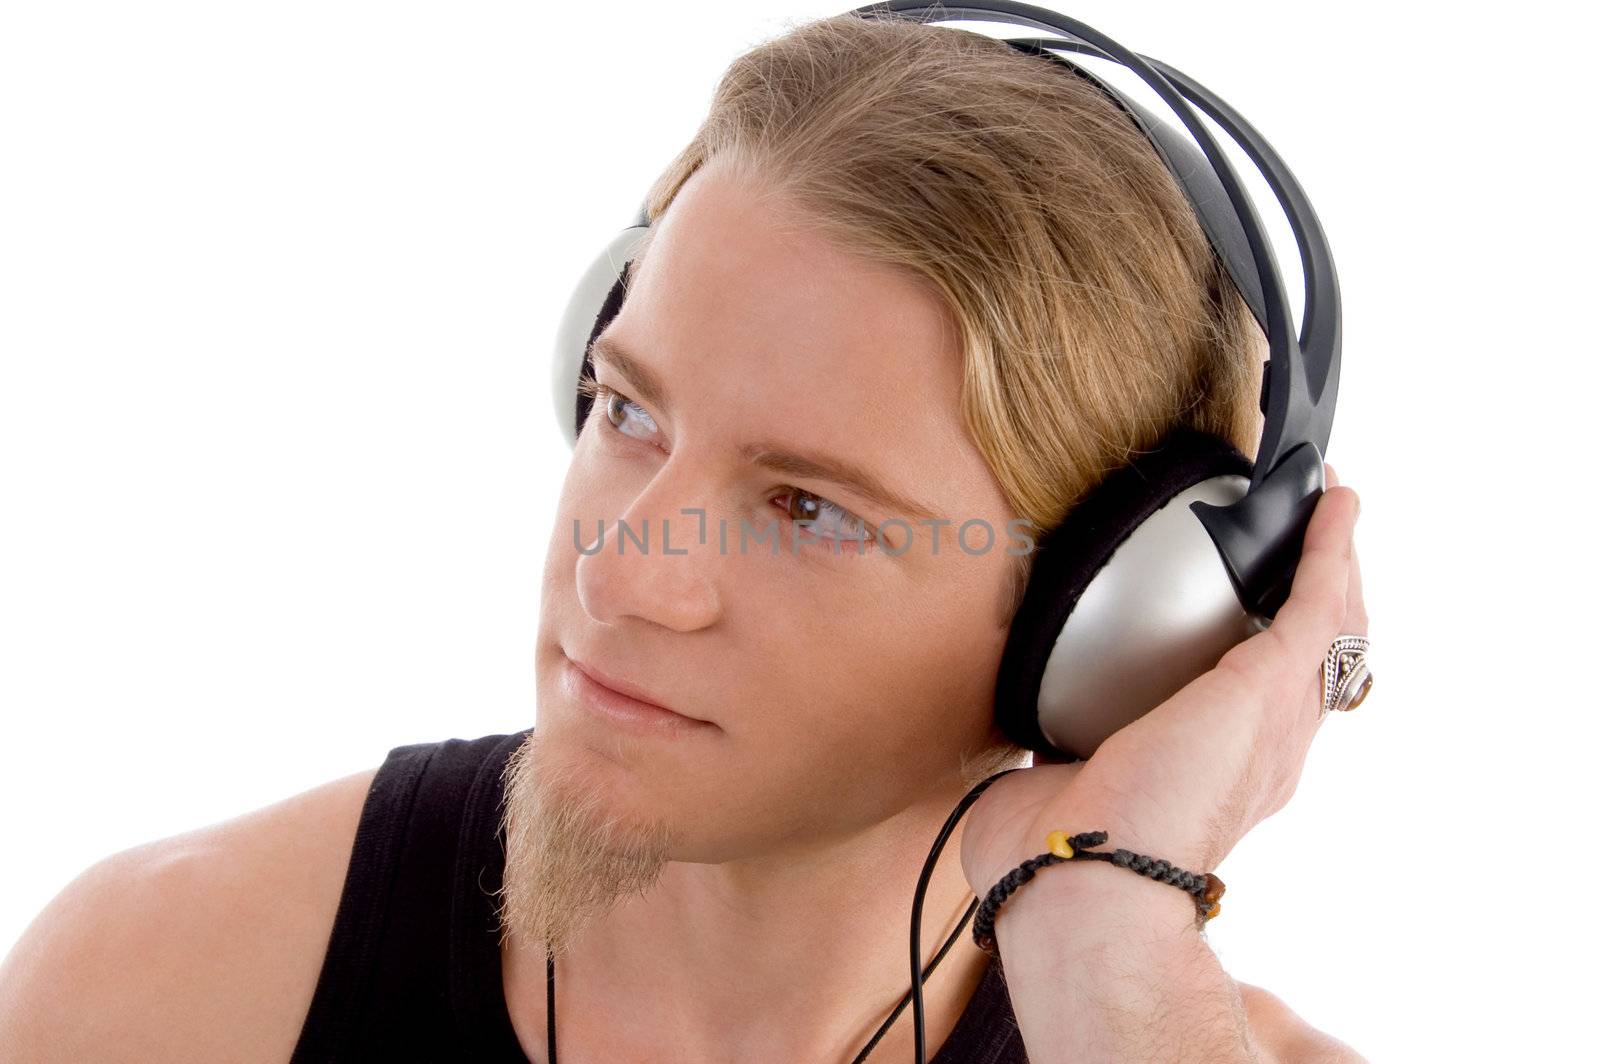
[588,333,943,523]
[589,334,671,412]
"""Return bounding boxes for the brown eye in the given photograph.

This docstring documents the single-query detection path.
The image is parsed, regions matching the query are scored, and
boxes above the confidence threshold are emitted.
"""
[779,488,875,548]
[602,389,658,441]
[785,490,821,522]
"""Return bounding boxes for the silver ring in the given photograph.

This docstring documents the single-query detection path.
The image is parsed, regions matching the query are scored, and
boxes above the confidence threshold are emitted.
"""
[1321,635,1372,719]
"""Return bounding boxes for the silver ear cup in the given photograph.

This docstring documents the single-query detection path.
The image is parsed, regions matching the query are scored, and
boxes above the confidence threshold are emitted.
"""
[1036,473,1264,758]
[550,224,652,449]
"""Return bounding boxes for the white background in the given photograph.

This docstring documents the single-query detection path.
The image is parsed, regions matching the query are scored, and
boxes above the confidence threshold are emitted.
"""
[2,2,1593,1060]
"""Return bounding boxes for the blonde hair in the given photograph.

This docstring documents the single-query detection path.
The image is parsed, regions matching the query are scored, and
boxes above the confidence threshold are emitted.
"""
[635,12,1267,770]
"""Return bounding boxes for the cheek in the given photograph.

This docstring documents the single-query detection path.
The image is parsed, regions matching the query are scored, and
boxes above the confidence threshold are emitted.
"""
[741,565,1009,767]
[850,617,1003,746]
[544,441,634,572]
[694,608,1007,852]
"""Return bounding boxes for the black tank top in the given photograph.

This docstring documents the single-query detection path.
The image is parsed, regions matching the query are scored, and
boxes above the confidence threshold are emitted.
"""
[291,729,1030,1063]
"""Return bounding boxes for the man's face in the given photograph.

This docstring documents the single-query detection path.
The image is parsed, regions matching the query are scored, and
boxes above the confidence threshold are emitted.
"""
[517,159,1023,884]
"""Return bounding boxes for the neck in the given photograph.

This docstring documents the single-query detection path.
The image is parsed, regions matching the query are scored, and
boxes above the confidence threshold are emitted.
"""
[503,780,993,1063]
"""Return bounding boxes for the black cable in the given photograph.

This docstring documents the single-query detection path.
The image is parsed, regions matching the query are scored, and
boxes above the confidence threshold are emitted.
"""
[846,895,978,1064]
[546,944,557,1064]
[908,766,1028,1064]
[544,766,1026,1064]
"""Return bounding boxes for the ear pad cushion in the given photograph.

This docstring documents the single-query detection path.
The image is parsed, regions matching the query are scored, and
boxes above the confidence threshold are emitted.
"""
[994,425,1254,757]
[572,259,633,440]
[552,224,651,448]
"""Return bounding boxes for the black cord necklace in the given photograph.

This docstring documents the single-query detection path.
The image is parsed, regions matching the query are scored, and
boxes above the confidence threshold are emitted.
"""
[542,897,979,1064]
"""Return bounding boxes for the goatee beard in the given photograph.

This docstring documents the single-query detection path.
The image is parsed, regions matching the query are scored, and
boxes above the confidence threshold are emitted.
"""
[495,729,674,960]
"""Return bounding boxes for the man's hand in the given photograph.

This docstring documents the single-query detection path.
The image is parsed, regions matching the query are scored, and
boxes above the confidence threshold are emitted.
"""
[1236,980,1370,1063]
[954,462,1369,1063]
[961,460,1367,901]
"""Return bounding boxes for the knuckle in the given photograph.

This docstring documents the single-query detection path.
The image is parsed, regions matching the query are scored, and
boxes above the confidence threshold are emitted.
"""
[1217,639,1269,687]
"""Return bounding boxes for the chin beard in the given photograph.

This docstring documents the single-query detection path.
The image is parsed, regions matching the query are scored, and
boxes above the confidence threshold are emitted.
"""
[495,729,674,959]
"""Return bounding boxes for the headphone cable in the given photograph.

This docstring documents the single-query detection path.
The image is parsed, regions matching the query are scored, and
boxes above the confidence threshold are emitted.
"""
[845,765,1027,1064]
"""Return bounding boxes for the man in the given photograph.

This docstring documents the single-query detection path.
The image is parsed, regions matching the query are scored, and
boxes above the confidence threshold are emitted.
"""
[0,153,1366,1062]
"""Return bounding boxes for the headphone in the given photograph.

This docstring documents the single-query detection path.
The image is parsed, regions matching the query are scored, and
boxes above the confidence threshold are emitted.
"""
[544,2,1341,1059]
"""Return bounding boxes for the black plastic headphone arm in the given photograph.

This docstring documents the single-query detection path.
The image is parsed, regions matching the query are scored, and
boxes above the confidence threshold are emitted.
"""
[852,2,1298,367]
[1000,36,1342,484]
[1191,440,1324,620]
[852,0,1341,618]
[1000,37,1272,339]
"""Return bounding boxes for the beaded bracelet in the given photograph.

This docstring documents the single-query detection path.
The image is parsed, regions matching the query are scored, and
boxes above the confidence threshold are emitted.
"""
[971,830,1227,956]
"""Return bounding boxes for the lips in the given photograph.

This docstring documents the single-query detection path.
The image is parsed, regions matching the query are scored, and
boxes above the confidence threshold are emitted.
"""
[562,648,712,726]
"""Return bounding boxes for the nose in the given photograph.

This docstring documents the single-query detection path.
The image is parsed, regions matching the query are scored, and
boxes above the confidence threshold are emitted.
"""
[573,459,723,633]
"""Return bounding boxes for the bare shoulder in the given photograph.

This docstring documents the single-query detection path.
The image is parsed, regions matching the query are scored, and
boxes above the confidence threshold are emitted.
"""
[1235,979,1370,1064]
[0,765,380,1064]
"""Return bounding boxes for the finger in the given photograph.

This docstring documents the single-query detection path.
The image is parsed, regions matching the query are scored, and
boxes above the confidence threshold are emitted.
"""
[1325,461,1365,635]
[1308,506,1368,734]
[1263,483,1360,671]
[1345,530,1368,635]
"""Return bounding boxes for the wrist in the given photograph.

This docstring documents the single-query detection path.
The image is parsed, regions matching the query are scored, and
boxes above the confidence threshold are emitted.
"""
[1048,786,1230,874]
[990,855,1242,1064]
[993,846,1205,949]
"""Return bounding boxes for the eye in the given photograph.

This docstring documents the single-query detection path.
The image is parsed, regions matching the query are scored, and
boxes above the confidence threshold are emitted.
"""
[774,488,878,553]
[580,376,659,443]
[578,373,876,554]
[605,391,658,441]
